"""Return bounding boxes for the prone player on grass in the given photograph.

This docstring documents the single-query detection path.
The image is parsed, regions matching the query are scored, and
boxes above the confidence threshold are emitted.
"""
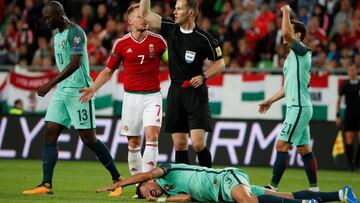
[96,163,358,203]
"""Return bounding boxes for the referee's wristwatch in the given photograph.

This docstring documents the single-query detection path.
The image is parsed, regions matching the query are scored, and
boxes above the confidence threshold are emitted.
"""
[201,73,207,82]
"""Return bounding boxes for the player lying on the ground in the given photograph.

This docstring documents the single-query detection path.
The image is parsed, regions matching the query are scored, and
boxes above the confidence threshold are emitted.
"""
[96,163,358,203]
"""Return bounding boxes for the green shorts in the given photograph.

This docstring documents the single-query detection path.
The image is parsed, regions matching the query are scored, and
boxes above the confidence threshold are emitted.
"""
[45,88,95,129]
[280,106,313,146]
[220,168,250,202]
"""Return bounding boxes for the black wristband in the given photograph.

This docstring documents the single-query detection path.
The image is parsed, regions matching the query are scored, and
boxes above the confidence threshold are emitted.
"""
[336,112,340,118]
[201,73,207,82]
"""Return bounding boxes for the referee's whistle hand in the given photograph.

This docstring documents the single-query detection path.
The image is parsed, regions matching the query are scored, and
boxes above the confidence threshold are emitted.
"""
[79,87,94,103]
[190,75,203,88]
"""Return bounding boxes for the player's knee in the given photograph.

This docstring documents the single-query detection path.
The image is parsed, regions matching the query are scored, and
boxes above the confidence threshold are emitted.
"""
[145,134,158,142]
[44,135,57,144]
[275,141,290,152]
[128,137,141,148]
[297,146,311,155]
[44,129,59,144]
[192,142,205,152]
[80,134,97,146]
[173,141,188,150]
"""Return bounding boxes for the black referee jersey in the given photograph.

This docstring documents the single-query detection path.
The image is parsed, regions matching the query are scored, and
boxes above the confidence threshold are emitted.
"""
[159,18,223,82]
[339,79,360,115]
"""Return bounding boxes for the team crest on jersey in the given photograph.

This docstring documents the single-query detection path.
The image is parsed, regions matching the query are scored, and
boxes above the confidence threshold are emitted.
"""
[185,50,196,63]
[123,125,129,132]
[61,40,66,49]
[149,44,155,58]
[74,36,81,44]
[163,184,174,191]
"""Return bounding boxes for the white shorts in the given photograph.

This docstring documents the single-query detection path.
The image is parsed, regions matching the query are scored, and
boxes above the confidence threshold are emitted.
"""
[121,91,162,136]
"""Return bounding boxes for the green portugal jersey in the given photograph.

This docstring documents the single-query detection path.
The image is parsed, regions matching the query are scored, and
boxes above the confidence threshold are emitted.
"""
[53,23,92,91]
[283,40,312,107]
[156,163,250,202]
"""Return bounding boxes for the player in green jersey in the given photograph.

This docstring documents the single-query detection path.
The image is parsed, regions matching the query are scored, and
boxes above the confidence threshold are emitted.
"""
[259,4,318,192]
[96,163,358,203]
[23,1,122,195]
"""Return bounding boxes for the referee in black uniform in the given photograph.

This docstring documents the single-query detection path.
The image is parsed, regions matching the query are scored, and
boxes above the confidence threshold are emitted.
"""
[139,0,225,167]
[336,64,360,171]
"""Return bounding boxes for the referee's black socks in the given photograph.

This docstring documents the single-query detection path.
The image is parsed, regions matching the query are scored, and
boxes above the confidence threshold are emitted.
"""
[355,144,360,168]
[345,144,354,170]
[175,150,190,165]
[197,147,212,168]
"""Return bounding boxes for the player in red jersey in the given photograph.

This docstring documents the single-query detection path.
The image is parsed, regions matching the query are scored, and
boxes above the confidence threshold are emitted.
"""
[80,2,167,186]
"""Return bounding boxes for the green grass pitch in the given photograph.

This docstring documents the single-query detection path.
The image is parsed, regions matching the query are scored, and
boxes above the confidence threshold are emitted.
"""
[0,159,359,202]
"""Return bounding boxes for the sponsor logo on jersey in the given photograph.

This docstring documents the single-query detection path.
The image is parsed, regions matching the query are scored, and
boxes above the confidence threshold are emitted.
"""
[126,48,133,53]
[185,50,196,63]
[149,44,154,58]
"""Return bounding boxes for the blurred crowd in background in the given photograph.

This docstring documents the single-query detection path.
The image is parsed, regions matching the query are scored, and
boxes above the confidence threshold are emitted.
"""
[1,0,360,72]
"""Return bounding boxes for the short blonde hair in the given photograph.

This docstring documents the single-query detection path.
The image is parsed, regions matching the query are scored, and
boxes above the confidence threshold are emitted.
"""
[127,2,140,15]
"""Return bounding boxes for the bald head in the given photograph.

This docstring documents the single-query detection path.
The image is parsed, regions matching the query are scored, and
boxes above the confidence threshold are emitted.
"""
[44,1,64,15]
[42,1,67,30]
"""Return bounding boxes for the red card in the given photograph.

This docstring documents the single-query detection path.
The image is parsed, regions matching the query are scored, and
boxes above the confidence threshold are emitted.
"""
[181,80,190,88]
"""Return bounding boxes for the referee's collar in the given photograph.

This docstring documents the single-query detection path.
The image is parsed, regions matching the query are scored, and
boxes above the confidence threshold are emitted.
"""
[180,26,194,34]
[350,79,359,84]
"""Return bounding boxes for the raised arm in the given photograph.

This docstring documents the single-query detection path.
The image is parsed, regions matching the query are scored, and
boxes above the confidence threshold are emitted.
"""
[281,5,294,45]
[139,0,162,31]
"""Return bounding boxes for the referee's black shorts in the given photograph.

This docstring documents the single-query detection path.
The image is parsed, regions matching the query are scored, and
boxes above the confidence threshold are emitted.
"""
[164,83,212,133]
[343,112,360,131]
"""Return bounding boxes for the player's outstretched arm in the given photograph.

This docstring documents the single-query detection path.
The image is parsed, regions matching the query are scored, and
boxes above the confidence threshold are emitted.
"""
[37,54,82,97]
[259,87,285,114]
[79,67,114,103]
[96,167,165,193]
[139,0,162,31]
[281,5,294,45]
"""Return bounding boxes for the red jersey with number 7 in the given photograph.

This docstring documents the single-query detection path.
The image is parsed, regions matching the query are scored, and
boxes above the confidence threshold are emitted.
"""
[106,31,167,92]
